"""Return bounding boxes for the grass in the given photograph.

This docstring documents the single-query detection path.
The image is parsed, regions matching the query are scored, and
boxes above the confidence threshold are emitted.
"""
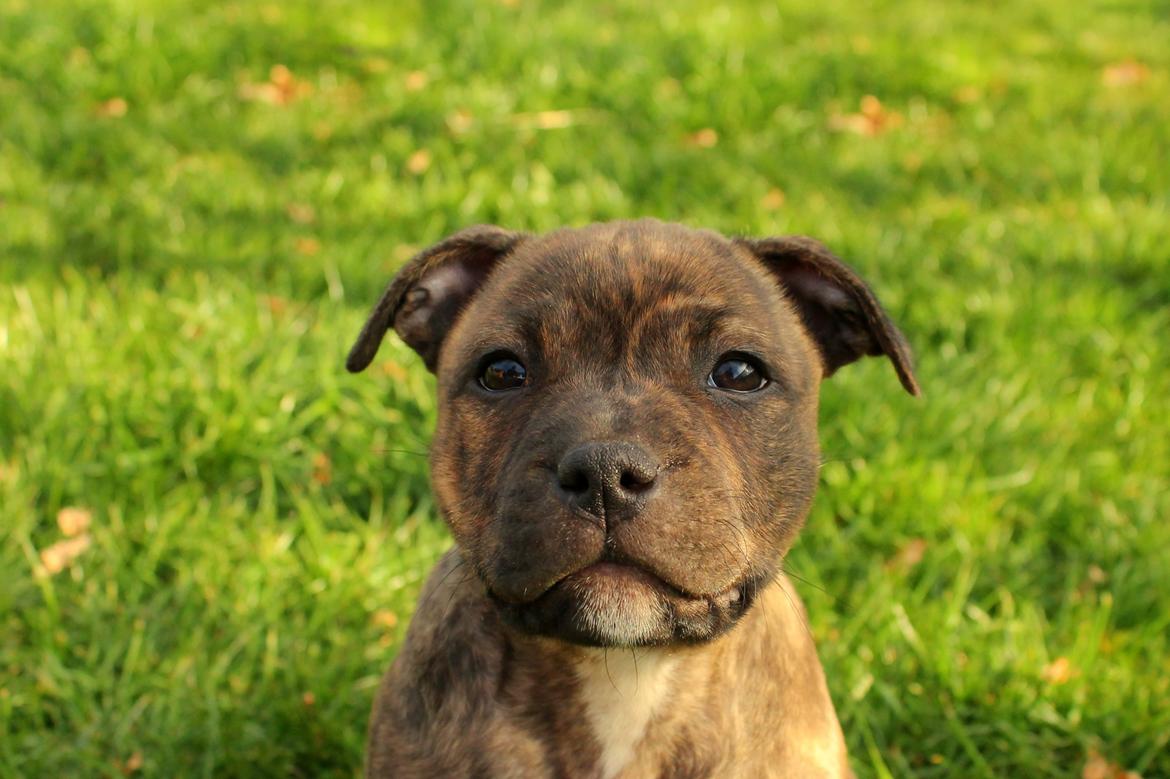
[1,0,1168,775]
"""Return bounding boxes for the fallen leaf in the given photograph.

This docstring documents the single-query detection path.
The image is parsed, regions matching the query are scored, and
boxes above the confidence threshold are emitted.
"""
[1041,656,1075,685]
[404,70,428,91]
[238,64,312,105]
[406,149,432,175]
[1082,749,1142,779]
[372,609,399,629]
[294,237,321,256]
[446,109,474,135]
[312,452,332,486]
[40,535,91,575]
[829,95,903,136]
[885,538,928,571]
[1102,60,1150,88]
[512,109,575,130]
[686,128,719,148]
[263,295,289,317]
[362,57,391,74]
[760,188,786,211]
[302,691,316,706]
[119,751,144,775]
[1082,751,1109,779]
[285,203,316,225]
[57,507,92,537]
[536,110,573,129]
[378,361,409,382]
[95,98,128,118]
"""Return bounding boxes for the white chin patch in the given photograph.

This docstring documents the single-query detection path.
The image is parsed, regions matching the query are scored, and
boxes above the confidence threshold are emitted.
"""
[564,576,669,646]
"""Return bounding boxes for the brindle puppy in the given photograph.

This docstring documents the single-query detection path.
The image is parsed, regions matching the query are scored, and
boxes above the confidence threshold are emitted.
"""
[347,219,918,778]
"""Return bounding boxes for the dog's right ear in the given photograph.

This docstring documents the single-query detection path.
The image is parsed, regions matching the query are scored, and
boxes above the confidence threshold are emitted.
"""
[346,225,526,373]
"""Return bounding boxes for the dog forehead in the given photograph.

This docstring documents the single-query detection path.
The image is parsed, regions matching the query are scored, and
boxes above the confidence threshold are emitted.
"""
[490,220,772,317]
[436,220,808,383]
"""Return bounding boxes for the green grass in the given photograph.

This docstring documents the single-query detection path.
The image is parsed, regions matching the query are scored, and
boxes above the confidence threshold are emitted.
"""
[2,0,1168,775]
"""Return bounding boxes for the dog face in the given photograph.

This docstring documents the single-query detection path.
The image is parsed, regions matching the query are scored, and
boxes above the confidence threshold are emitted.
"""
[348,220,917,647]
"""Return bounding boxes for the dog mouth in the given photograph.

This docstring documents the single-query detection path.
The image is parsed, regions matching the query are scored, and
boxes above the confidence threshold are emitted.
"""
[563,561,745,608]
[488,560,762,647]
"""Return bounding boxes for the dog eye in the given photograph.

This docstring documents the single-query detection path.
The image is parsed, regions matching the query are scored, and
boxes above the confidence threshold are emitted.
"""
[478,354,528,391]
[708,356,768,392]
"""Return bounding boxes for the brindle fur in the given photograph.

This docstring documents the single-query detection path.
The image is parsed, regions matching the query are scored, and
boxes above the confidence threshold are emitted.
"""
[349,219,917,778]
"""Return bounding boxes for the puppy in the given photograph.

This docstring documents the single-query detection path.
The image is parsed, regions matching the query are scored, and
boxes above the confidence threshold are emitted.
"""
[347,219,918,778]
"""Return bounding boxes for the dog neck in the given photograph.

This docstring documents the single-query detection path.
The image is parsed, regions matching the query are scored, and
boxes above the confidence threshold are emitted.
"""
[573,646,681,779]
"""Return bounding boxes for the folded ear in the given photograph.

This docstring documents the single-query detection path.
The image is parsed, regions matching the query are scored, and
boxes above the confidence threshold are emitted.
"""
[736,236,920,395]
[346,225,527,373]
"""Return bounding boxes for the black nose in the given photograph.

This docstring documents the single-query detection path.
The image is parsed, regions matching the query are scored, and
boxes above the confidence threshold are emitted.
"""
[556,442,659,522]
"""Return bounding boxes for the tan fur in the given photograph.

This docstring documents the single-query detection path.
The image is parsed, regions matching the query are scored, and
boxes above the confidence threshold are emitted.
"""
[368,550,849,778]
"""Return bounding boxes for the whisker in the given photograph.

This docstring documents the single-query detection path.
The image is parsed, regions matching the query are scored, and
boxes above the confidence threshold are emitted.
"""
[776,574,815,644]
[780,560,828,596]
[370,447,429,457]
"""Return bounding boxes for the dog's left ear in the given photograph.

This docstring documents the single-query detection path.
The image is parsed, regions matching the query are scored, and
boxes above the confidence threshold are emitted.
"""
[347,225,527,373]
[736,236,920,395]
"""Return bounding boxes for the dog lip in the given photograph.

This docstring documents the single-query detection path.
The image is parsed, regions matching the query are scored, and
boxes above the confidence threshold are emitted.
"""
[487,559,754,610]
[559,560,743,604]
[567,561,673,592]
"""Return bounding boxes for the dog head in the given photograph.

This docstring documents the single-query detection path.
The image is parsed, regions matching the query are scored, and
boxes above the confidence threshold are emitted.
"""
[348,220,917,647]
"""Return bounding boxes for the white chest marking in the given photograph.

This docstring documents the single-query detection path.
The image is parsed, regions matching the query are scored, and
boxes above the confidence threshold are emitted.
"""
[575,648,677,779]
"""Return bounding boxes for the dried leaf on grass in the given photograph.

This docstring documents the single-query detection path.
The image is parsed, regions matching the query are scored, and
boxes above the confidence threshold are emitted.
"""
[1041,656,1075,685]
[685,128,719,148]
[1083,749,1142,779]
[829,95,903,136]
[239,64,313,105]
[510,110,577,130]
[372,609,399,630]
[404,70,428,91]
[95,98,128,118]
[378,361,409,382]
[262,295,290,318]
[884,538,928,571]
[40,535,91,575]
[760,188,786,211]
[446,109,474,135]
[406,149,432,175]
[312,452,332,486]
[57,507,92,537]
[294,237,321,256]
[118,751,144,775]
[285,203,316,225]
[1102,60,1150,88]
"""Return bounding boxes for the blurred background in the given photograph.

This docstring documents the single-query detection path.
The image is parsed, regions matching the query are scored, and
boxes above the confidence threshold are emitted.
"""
[1,0,1167,776]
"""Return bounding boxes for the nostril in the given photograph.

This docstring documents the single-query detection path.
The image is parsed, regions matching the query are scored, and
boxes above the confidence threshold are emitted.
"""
[618,468,655,493]
[559,468,590,495]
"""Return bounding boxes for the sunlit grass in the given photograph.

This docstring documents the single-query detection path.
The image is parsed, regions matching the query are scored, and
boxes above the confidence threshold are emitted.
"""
[2,0,1168,775]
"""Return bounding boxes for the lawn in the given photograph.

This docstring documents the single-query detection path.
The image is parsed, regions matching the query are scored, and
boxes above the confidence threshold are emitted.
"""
[1,0,1168,776]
